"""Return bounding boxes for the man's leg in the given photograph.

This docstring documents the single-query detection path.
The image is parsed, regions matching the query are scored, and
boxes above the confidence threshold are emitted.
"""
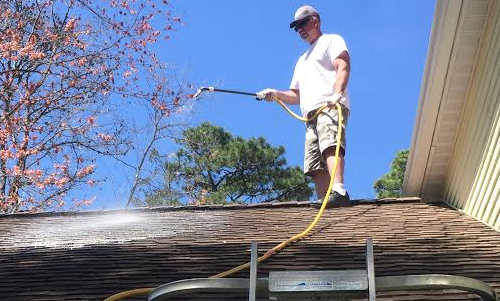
[307,105,349,202]
[313,147,345,200]
[313,169,330,200]
[324,146,344,185]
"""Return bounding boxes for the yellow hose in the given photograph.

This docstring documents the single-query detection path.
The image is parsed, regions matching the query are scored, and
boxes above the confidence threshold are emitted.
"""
[103,288,153,301]
[211,100,342,278]
[103,99,343,300]
[275,100,330,122]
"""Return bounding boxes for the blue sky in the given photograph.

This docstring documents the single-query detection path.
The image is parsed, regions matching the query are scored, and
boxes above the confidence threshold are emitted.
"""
[90,0,436,209]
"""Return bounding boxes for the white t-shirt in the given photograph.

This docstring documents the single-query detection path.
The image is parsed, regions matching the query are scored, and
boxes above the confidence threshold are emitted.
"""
[290,34,350,116]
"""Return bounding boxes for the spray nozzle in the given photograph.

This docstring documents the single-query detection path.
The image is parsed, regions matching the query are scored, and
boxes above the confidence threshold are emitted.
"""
[193,87,215,99]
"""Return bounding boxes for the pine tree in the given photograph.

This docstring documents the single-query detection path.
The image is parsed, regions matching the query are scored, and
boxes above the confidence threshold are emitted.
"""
[373,150,409,198]
[140,123,314,206]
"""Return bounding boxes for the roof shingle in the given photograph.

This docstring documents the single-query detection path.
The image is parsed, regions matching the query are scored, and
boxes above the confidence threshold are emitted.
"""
[1,198,499,300]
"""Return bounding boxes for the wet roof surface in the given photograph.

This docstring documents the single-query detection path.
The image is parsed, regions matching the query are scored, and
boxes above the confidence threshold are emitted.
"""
[1,198,499,300]
[2,210,229,249]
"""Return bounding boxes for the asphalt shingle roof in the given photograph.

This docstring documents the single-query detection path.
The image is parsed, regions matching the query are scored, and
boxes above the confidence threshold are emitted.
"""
[1,198,499,300]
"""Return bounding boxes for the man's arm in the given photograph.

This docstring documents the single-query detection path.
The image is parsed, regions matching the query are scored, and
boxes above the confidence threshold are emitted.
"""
[333,50,350,95]
[258,88,300,105]
[275,89,300,104]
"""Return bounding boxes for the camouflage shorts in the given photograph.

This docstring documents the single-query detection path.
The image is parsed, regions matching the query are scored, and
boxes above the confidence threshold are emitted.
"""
[304,105,349,176]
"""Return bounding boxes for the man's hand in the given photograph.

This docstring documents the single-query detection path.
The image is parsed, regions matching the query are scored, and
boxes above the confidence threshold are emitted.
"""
[256,88,278,102]
[327,93,342,110]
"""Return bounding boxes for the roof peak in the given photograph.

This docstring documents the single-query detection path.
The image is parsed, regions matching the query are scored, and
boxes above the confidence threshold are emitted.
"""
[0,197,423,219]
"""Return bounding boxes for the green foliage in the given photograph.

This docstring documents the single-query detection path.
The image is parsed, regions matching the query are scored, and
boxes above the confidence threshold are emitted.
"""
[373,149,409,198]
[144,122,313,205]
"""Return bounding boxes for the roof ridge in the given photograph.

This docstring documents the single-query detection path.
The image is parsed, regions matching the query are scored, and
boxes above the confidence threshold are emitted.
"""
[0,197,423,218]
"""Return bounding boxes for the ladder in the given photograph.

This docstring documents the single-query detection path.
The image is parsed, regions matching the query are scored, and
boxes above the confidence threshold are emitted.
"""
[148,239,498,301]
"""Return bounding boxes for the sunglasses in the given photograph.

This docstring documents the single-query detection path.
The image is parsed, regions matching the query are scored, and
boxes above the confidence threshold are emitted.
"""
[294,16,313,32]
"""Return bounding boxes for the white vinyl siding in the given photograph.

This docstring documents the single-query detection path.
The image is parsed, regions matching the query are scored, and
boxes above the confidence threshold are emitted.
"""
[445,0,500,231]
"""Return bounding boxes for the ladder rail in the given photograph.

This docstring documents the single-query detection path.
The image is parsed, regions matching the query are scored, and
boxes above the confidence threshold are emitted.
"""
[376,274,498,301]
[147,278,267,300]
[147,275,498,301]
[366,238,377,301]
[249,242,258,301]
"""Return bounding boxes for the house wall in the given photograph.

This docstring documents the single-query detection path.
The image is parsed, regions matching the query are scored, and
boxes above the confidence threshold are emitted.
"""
[444,0,500,231]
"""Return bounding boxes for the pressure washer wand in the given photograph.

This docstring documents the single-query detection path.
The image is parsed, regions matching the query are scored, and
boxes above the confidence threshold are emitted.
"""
[193,86,318,122]
[193,86,260,99]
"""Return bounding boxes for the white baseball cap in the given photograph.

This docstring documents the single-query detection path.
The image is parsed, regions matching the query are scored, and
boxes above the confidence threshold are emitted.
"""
[289,5,319,28]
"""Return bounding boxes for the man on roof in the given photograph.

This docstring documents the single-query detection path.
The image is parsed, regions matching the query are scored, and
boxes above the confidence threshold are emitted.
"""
[258,5,351,208]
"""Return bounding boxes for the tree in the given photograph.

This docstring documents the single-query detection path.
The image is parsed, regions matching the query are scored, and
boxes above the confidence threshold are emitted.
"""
[123,71,193,207]
[0,0,186,212]
[138,122,314,206]
[373,149,409,198]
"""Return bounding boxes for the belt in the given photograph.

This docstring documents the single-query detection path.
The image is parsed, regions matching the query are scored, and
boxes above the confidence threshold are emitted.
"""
[307,109,318,118]
[307,108,326,119]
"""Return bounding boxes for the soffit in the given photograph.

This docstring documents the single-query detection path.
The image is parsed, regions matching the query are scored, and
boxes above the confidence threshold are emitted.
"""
[403,0,491,201]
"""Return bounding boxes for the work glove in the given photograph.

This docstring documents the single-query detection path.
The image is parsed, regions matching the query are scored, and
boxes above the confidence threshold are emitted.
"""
[326,93,342,110]
[256,88,278,102]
